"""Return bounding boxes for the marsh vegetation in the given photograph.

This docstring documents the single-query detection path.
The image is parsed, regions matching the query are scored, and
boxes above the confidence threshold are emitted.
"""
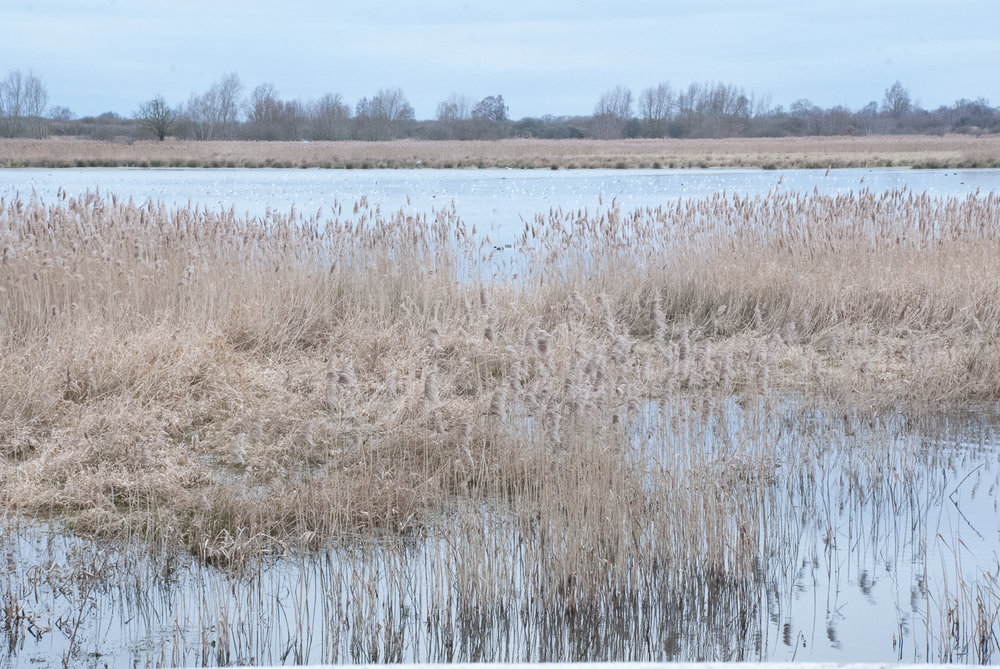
[2,185,999,665]
[2,134,1000,170]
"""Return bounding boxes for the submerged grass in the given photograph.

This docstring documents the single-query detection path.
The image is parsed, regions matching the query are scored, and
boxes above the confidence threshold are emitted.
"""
[2,135,1000,169]
[2,187,1000,662]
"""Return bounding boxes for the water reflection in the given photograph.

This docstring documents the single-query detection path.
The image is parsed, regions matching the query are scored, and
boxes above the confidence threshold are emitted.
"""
[3,398,998,666]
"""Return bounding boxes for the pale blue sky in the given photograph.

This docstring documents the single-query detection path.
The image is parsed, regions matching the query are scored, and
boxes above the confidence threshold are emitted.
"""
[4,0,999,119]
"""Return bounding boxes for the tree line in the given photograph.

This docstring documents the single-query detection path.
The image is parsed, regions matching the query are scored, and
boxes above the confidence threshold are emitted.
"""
[2,69,998,142]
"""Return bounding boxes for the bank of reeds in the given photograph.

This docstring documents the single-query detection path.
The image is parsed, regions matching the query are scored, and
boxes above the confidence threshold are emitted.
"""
[3,187,1000,661]
[2,187,1000,559]
[2,135,999,169]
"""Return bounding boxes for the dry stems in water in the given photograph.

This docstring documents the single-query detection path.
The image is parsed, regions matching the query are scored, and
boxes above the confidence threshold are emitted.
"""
[1,187,1000,566]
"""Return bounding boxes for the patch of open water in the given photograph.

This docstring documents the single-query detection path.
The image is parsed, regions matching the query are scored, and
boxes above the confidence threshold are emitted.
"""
[3,167,1000,247]
[2,400,998,666]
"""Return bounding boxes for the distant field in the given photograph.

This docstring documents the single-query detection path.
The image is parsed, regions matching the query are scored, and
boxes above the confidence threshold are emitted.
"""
[1,134,999,169]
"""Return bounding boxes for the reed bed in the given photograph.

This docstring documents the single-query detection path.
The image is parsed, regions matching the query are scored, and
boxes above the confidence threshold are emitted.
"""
[2,405,996,664]
[2,134,999,169]
[2,187,1000,548]
[2,187,1000,663]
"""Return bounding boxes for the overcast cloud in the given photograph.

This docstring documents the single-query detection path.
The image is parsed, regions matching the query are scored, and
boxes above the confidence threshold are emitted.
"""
[4,0,999,119]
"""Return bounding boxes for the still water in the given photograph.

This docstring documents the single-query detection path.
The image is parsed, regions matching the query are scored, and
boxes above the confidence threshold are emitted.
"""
[3,402,998,666]
[3,167,1000,246]
[2,167,1000,666]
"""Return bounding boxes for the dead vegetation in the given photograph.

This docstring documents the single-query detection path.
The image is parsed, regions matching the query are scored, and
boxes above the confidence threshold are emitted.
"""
[2,186,1000,662]
[2,187,1000,556]
[2,134,1000,169]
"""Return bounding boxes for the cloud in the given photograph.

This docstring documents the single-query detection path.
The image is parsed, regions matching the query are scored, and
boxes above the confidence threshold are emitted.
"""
[2,0,998,117]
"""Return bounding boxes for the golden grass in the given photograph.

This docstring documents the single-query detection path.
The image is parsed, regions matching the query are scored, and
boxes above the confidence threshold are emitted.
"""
[2,187,1000,569]
[2,134,999,169]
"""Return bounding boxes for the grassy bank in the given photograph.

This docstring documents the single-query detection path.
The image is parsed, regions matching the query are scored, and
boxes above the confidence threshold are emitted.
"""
[2,134,1000,169]
[2,188,1000,564]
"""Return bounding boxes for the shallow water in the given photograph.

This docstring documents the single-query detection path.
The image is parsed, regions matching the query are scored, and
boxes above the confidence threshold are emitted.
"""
[3,167,1000,247]
[3,401,998,667]
[3,168,1000,666]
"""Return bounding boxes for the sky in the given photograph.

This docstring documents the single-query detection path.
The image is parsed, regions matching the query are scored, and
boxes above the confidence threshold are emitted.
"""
[4,0,999,120]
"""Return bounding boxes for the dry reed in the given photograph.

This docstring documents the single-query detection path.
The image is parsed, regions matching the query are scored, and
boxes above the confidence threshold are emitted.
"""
[3,403,995,664]
[2,187,1000,551]
[2,186,1000,662]
[2,134,999,169]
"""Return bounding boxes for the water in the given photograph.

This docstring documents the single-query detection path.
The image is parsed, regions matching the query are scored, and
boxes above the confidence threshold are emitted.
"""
[2,402,998,666]
[3,167,1000,666]
[3,167,1000,247]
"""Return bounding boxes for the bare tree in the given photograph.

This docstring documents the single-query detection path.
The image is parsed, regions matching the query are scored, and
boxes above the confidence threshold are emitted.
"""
[24,73,48,137]
[246,83,303,139]
[591,85,633,139]
[186,89,217,140]
[306,93,351,140]
[882,81,912,118]
[824,105,853,135]
[471,94,509,138]
[248,83,280,126]
[696,83,751,136]
[371,88,414,123]
[186,73,243,140]
[436,93,472,123]
[50,105,74,121]
[436,93,473,139]
[595,85,633,119]
[214,73,243,139]
[668,81,753,137]
[0,70,49,137]
[48,105,76,136]
[948,97,995,131]
[0,71,25,137]
[855,101,880,135]
[789,98,821,135]
[675,82,701,121]
[354,88,414,140]
[472,95,508,123]
[136,95,175,140]
[638,82,673,137]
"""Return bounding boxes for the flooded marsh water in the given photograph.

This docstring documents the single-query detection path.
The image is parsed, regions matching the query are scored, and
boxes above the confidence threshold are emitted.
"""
[2,168,1000,667]
[3,399,999,666]
[4,166,1000,239]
